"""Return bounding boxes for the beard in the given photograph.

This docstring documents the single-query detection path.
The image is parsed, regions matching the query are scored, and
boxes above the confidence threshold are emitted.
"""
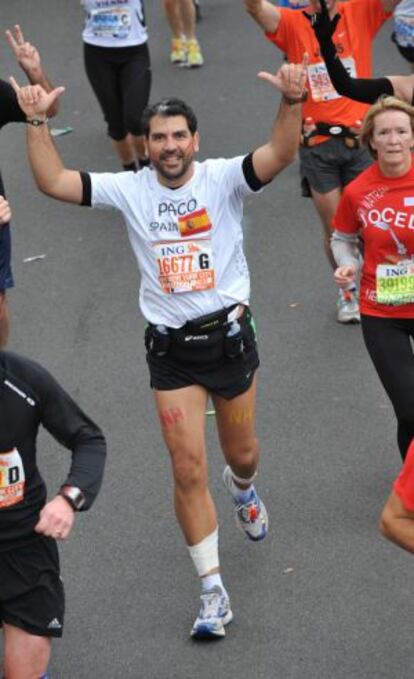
[152,150,194,183]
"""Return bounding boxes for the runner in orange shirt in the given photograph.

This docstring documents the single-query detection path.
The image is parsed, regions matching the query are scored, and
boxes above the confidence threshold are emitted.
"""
[245,0,398,323]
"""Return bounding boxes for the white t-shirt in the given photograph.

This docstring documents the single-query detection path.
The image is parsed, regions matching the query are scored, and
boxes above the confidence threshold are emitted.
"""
[82,0,148,48]
[88,158,258,327]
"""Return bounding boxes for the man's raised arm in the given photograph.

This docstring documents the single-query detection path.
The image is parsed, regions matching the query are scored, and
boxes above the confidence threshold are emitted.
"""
[251,56,308,184]
[10,79,83,204]
[244,0,281,34]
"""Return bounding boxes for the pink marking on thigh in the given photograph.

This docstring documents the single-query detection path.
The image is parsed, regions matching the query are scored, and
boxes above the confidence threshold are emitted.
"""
[160,406,185,428]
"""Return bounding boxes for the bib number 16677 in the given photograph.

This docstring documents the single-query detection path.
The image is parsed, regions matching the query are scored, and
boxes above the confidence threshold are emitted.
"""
[157,253,210,275]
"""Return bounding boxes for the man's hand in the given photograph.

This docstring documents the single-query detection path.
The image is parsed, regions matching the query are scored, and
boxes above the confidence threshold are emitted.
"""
[6,25,43,78]
[302,0,340,43]
[258,53,309,101]
[9,77,65,120]
[334,264,357,288]
[35,495,75,540]
[0,197,11,226]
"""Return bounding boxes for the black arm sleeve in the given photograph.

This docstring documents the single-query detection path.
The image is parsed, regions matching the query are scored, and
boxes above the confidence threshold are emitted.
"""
[36,366,106,510]
[320,39,394,104]
[0,79,26,127]
[242,153,269,192]
[80,171,92,206]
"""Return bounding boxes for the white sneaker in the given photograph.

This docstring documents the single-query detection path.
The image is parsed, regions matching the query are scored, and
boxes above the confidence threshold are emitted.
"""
[191,586,233,639]
[337,289,360,324]
[223,466,269,541]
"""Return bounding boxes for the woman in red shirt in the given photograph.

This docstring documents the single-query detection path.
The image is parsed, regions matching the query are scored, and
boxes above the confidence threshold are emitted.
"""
[332,96,414,552]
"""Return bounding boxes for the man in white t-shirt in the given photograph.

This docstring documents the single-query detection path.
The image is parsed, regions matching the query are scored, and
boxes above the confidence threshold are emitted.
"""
[11,59,306,639]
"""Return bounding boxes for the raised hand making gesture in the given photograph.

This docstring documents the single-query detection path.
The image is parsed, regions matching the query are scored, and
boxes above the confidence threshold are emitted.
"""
[302,0,341,43]
[9,78,65,122]
[258,53,309,103]
[302,0,341,47]
[302,0,340,43]
[6,24,60,117]
[6,25,43,79]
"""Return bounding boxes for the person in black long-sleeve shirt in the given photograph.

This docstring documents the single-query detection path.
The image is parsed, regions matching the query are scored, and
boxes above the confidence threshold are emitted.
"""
[0,350,106,679]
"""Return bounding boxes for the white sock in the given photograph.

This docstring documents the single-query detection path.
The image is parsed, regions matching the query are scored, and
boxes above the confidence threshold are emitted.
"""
[228,476,254,504]
[201,572,228,598]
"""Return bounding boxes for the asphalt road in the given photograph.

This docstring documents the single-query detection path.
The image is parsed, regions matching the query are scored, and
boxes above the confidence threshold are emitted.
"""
[1,2,413,678]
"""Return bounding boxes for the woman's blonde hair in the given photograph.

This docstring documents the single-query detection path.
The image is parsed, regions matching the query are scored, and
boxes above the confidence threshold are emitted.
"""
[360,95,414,158]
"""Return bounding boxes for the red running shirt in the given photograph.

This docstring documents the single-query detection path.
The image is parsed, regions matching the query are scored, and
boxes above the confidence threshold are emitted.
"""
[394,439,414,512]
[333,159,414,318]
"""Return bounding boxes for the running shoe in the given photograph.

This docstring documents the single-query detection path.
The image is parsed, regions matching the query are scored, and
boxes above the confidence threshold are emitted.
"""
[223,466,269,541]
[336,289,360,324]
[186,39,204,68]
[170,37,187,65]
[191,586,233,639]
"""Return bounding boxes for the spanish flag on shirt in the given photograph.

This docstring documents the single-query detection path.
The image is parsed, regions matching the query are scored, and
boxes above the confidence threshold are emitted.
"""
[178,208,212,237]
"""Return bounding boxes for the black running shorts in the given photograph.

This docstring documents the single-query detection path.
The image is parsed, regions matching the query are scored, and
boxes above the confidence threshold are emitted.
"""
[0,536,64,637]
[299,138,372,197]
[146,307,260,399]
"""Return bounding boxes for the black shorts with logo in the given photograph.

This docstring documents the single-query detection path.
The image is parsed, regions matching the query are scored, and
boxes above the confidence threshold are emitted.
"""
[145,306,260,399]
[0,536,64,637]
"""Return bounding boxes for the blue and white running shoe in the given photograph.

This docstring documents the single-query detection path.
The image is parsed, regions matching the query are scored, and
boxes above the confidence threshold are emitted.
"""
[223,466,269,541]
[191,586,233,639]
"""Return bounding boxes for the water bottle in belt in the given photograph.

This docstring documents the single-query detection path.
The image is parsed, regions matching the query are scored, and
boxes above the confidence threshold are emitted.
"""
[224,320,244,358]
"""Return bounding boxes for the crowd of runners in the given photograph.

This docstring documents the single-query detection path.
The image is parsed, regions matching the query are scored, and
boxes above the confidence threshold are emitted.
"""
[2,0,414,676]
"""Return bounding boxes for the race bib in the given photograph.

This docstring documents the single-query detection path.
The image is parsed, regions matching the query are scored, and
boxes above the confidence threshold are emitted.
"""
[90,7,131,37]
[308,57,356,102]
[376,261,414,305]
[154,239,215,294]
[0,448,25,508]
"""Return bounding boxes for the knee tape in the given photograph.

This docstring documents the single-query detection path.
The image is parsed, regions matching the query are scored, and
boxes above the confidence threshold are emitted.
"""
[188,528,219,577]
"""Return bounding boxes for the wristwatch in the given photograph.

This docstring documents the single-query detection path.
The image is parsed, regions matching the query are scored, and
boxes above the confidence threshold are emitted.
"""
[26,117,48,126]
[59,485,86,511]
[283,91,308,105]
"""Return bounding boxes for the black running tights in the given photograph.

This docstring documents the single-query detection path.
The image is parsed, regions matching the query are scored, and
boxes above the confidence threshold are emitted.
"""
[361,314,414,461]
